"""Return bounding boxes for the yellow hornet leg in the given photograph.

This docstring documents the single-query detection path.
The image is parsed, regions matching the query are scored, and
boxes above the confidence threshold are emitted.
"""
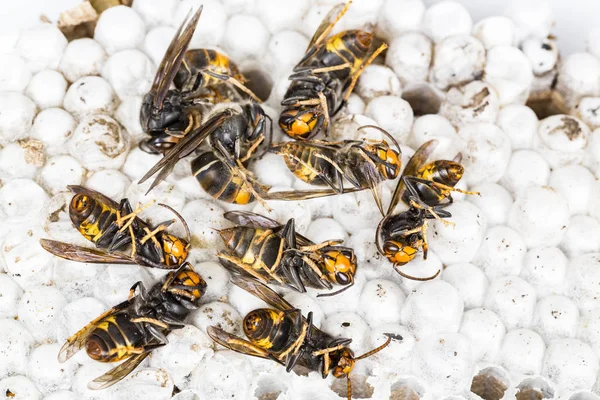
[431,181,480,196]
[299,240,344,252]
[140,222,174,247]
[239,136,264,163]
[309,63,352,74]
[409,199,455,227]
[117,201,156,232]
[130,317,170,329]
[343,43,388,101]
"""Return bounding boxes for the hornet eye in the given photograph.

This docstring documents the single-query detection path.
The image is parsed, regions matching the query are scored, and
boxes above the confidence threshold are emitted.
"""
[386,165,399,178]
[336,272,350,285]
[384,242,399,253]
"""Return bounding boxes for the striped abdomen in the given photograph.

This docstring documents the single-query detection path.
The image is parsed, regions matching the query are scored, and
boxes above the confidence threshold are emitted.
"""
[69,194,118,246]
[85,313,145,363]
[402,161,465,207]
[191,151,255,204]
[279,30,372,139]
[219,226,283,273]
[321,30,373,78]
[275,143,336,186]
[175,49,244,92]
[417,161,464,187]
[244,308,297,354]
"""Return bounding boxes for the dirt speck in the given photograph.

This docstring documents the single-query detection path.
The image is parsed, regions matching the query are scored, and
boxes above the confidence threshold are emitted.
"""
[18,139,45,167]
[48,203,67,222]
[94,119,124,158]
[549,116,582,140]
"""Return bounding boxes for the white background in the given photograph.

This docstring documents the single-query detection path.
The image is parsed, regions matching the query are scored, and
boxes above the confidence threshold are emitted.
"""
[2,0,598,53]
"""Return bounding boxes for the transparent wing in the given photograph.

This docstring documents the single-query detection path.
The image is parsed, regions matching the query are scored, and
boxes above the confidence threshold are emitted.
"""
[151,7,203,109]
[87,352,151,390]
[307,2,349,50]
[347,154,386,216]
[263,186,362,202]
[222,211,281,229]
[230,275,295,311]
[68,185,120,209]
[40,239,138,264]
[207,326,283,364]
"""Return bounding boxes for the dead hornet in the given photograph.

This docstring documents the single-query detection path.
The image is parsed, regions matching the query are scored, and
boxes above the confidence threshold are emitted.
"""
[387,139,479,216]
[40,185,190,270]
[217,211,356,297]
[376,140,479,280]
[138,4,358,204]
[271,125,402,215]
[140,6,261,155]
[279,1,388,139]
[207,276,399,400]
[59,262,206,389]
[139,102,363,206]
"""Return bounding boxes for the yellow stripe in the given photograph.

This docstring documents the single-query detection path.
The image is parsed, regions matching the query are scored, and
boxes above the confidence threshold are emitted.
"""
[193,159,219,177]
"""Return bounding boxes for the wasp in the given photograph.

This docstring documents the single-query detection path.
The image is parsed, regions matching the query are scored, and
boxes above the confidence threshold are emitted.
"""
[58,262,206,389]
[140,7,261,155]
[376,140,478,280]
[137,9,358,204]
[279,1,388,140]
[376,206,449,281]
[217,211,356,297]
[271,125,401,215]
[139,103,359,205]
[40,185,190,270]
[207,276,397,400]
[387,140,479,218]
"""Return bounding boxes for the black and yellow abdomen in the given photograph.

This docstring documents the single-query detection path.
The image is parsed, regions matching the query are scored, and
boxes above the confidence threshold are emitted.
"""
[191,151,255,205]
[69,193,118,246]
[244,308,296,353]
[219,226,283,273]
[279,29,374,140]
[418,160,464,186]
[85,313,144,363]
[175,49,244,93]
[403,161,465,207]
[276,142,335,186]
[323,30,372,77]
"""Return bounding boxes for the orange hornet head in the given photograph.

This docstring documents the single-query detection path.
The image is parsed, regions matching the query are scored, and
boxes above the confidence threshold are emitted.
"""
[166,268,207,303]
[365,141,402,180]
[322,249,357,286]
[382,240,418,266]
[161,234,190,267]
[355,125,403,182]
[331,347,356,379]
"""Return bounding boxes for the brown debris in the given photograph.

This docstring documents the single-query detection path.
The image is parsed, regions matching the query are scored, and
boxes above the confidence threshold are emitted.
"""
[18,139,45,168]
[57,1,98,41]
[390,386,420,400]
[471,372,508,400]
[57,0,132,41]
[515,388,544,400]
